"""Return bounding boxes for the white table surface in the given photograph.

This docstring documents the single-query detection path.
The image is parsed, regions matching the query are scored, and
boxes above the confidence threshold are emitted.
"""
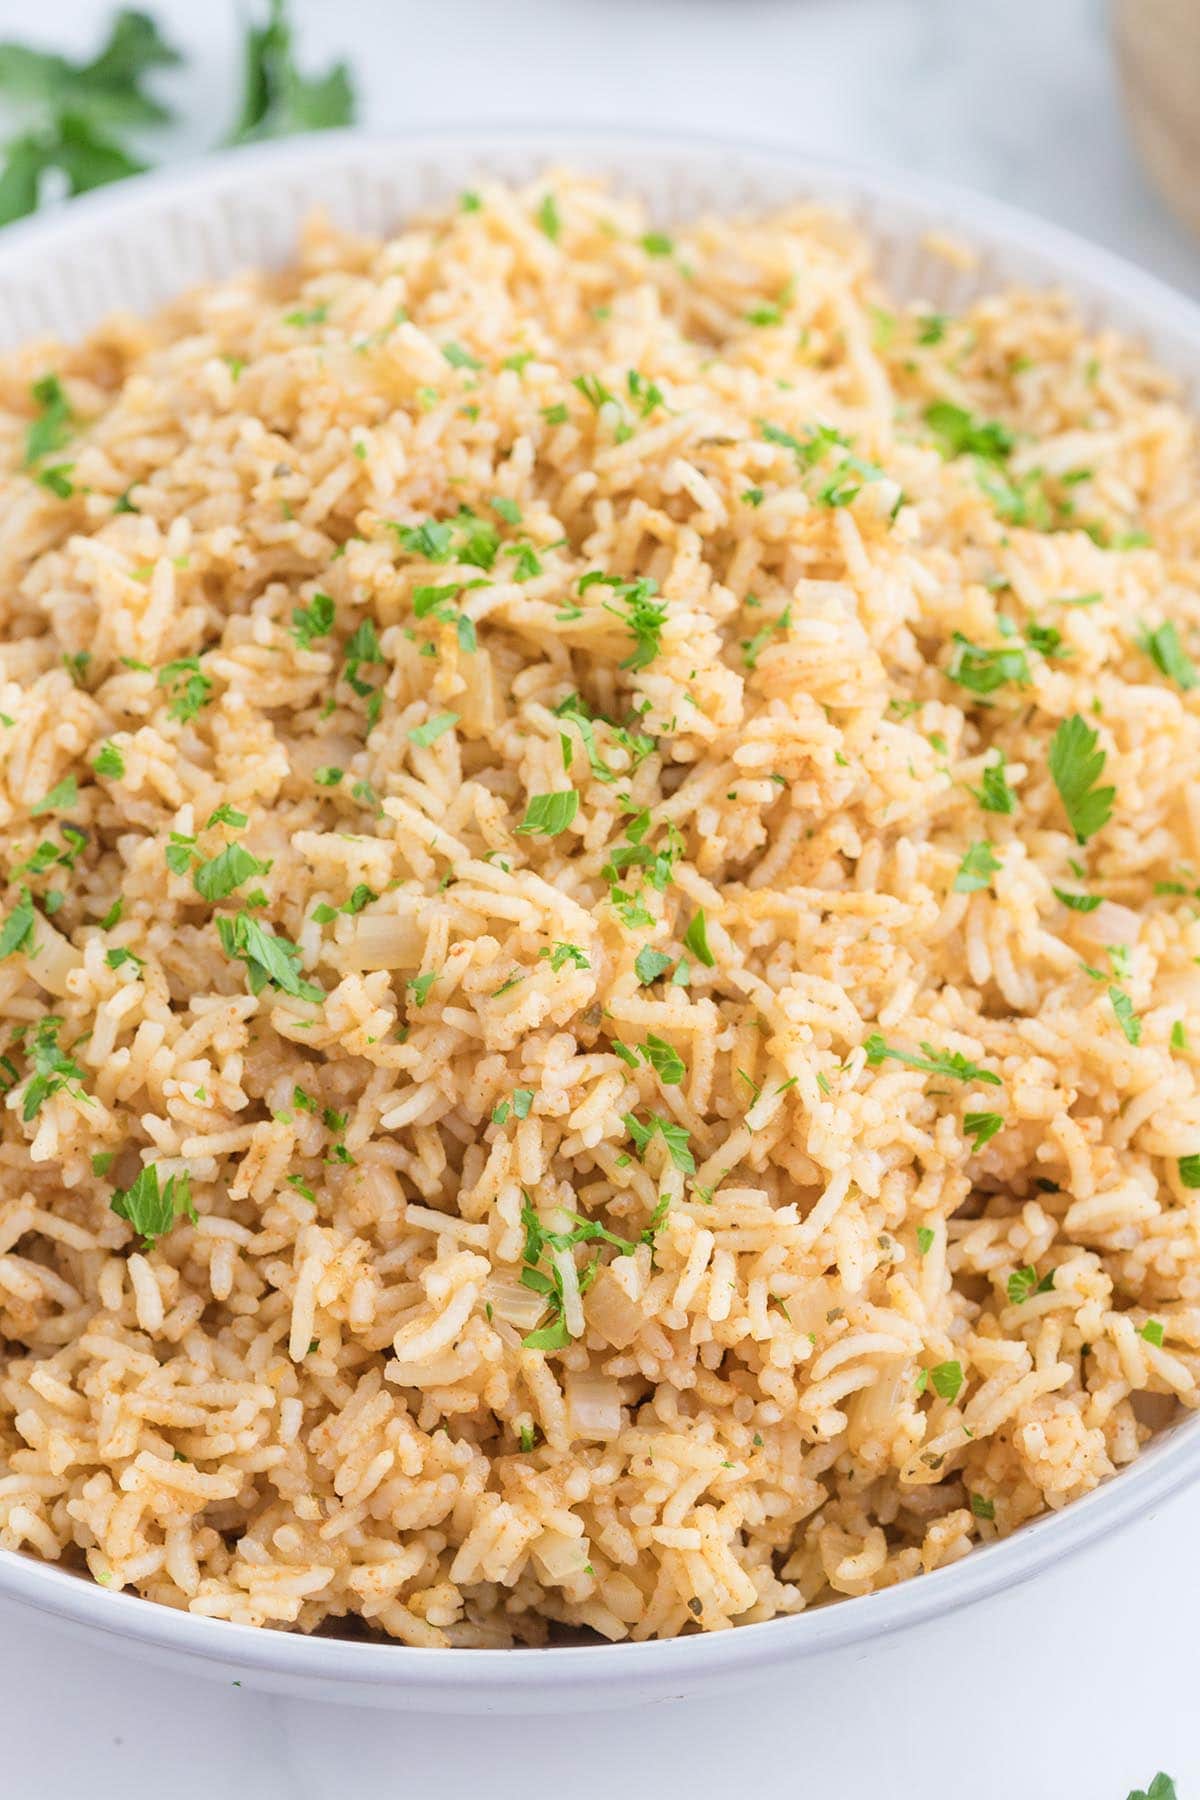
[2,1,1198,1794]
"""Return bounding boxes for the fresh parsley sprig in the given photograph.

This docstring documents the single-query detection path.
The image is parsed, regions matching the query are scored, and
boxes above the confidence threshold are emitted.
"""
[0,3,356,228]
[1049,713,1115,844]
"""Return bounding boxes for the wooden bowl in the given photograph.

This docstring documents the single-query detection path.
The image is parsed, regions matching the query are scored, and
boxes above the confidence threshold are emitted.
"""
[1114,0,1200,239]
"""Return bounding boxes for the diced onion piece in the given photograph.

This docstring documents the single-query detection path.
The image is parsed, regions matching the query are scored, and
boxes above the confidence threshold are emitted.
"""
[585,1266,643,1349]
[288,734,360,779]
[343,913,423,972]
[530,1528,592,1583]
[564,1370,622,1440]
[26,914,83,997]
[485,1277,549,1332]
[1072,899,1140,947]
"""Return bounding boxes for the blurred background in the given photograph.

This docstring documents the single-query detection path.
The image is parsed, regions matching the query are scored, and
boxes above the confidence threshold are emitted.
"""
[1,0,1198,293]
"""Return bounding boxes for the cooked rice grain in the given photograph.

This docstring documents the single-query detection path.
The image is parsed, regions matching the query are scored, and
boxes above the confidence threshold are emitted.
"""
[0,174,1198,1644]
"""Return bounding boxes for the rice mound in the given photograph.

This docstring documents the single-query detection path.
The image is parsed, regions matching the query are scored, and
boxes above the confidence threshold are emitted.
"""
[0,173,1198,1647]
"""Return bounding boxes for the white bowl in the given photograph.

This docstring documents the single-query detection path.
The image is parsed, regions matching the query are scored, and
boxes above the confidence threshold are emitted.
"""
[3,126,1200,1713]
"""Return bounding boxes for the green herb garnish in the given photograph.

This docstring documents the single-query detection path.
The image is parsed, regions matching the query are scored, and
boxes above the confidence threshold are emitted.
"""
[1049,713,1115,844]
[111,1162,196,1247]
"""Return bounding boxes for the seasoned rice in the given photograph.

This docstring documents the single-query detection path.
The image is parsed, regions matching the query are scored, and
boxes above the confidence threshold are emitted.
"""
[0,172,1198,1644]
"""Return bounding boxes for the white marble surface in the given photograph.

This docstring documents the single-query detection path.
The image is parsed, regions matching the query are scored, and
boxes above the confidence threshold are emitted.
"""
[1,1,1198,1794]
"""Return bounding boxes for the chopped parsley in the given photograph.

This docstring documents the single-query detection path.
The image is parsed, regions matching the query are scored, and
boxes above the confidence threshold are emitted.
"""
[535,193,561,241]
[582,572,667,670]
[1007,1265,1054,1304]
[408,711,459,748]
[953,841,1002,894]
[682,909,715,967]
[1049,714,1114,843]
[24,374,73,467]
[1109,985,1141,1045]
[516,791,578,836]
[1053,886,1102,913]
[973,753,1016,815]
[637,1034,686,1085]
[493,1088,535,1125]
[93,741,125,779]
[1137,620,1197,691]
[947,633,1030,696]
[216,911,321,1002]
[38,463,74,498]
[1140,1318,1165,1347]
[623,1110,695,1174]
[442,341,482,371]
[31,775,77,817]
[924,401,1014,464]
[929,1360,964,1403]
[864,1035,1001,1085]
[533,943,586,977]
[1178,1155,1200,1188]
[634,947,673,985]
[158,657,213,724]
[111,1163,196,1247]
[291,591,335,648]
[193,844,269,903]
[963,1110,1004,1149]
[20,1016,88,1120]
[741,605,791,670]
[105,947,144,972]
[408,970,437,1006]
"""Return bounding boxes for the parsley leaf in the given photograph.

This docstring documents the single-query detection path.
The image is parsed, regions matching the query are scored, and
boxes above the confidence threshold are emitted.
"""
[193,843,268,903]
[639,1034,685,1085]
[535,193,561,241]
[1049,714,1115,843]
[924,401,1014,463]
[0,887,36,958]
[227,0,355,144]
[1137,620,1197,691]
[864,1035,1001,1086]
[540,942,590,972]
[953,841,1002,894]
[516,791,578,836]
[1125,1775,1177,1800]
[216,910,321,1003]
[623,1110,694,1174]
[158,657,213,724]
[1109,985,1142,1045]
[290,590,335,648]
[30,775,77,816]
[111,1162,196,1247]
[634,946,673,985]
[973,753,1016,815]
[963,1110,1004,1149]
[682,909,715,967]
[20,1015,88,1120]
[93,740,125,779]
[1053,886,1102,913]
[584,573,667,670]
[929,1360,964,1402]
[1007,1264,1055,1304]
[0,14,181,225]
[408,710,458,748]
[947,633,1030,696]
